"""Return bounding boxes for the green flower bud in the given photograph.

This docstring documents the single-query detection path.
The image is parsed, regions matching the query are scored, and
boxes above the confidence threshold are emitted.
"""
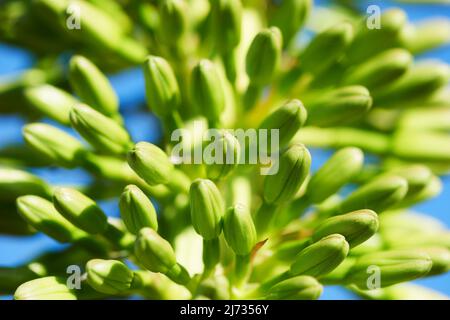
[382,165,432,197]
[266,275,322,300]
[306,86,372,127]
[190,59,225,125]
[418,247,450,276]
[70,104,132,155]
[69,55,119,116]
[127,141,174,185]
[403,19,450,55]
[24,85,77,125]
[391,130,450,163]
[143,56,180,118]
[23,123,85,168]
[300,22,353,74]
[119,184,158,234]
[290,234,349,277]
[189,179,225,240]
[306,147,364,204]
[344,250,432,289]
[0,168,51,201]
[342,49,413,91]
[17,195,84,243]
[14,276,77,300]
[313,210,379,248]
[396,176,442,208]
[86,259,134,295]
[205,131,240,180]
[258,99,307,149]
[159,0,187,44]
[210,0,242,53]
[398,107,450,131]
[53,187,108,234]
[223,204,257,256]
[325,175,408,215]
[246,27,282,87]
[263,144,311,205]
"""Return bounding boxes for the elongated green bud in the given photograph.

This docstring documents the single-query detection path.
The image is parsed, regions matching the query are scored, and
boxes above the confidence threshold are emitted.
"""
[290,234,349,277]
[119,184,158,234]
[313,210,379,248]
[306,147,364,204]
[263,144,311,205]
[300,22,353,74]
[391,130,450,163]
[269,0,311,47]
[159,0,187,44]
[403,19,450,54]
[306,86,372,127]
[127,141,174,185]
[381,165,432,197]
[344,250,432,289]
[17,195,84,243]
[210,0,242,53]
[24,85,77,125]
[190,60,225,125]
[86,259,134,295]
[69,56,118,117]
[205,131,240,180]
[342,49,412,91]
[53,187,108,234]
[258,99,307,149]
[398,107,450,131]
[0,168,51,201]
[143,56,180,118]
[418,247,450,276]
[23,123,85,168]
[246,27,282,87]
[324,175,408,216]
[70,104,132,155]
[14,276,77,300]
[266,275,322,300]
[223,204,257,256]
[189,179,225,240]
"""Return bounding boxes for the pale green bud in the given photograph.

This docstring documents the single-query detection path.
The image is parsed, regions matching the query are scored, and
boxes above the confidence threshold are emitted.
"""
[159,0,187,43]
[69,55,118,116]
[223,204,257,256]
[210,0,242,53]
[23,123,85,168]
[266,275,322,300]
[119,184,158,234]
[70,104,132,155]
[189,179,225,240]
[86,259,134,295]
[14,276,77,300]
[418,247,450,276]
[53,187,108,234]
[127,141,174,186]
[205,131,240,180]
[0,168,51,201]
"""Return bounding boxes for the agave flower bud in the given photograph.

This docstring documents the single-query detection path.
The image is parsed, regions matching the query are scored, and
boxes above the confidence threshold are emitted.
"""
[344,250,432,289]
[127,142,174,186]
[53,187,108,234]
[24,85,77,125]
[263,144,311,205]
[69,56,118,117]
[223,204,257,256]
[313,210,379,248]
[143,56,180,118]
[70,104,132,155]
[403,19,450,54]
[418,247,450,276]
[205,131,240,180]
[0,168,51,201]
[397,176,442,208]
[246,27,282,87]
[325,175,408,216]
[190,60,225,125]
[290,234,349,277]
[382,165,432,197]
[306,86,372,127]
[305,147,364,204]
[189,179,225,240]
[300,22,353,74]
[159,0,187,44]
[119,185,158,234]
[258,99,307,149]
[135,228,176,273]
[342,49,413,91]
[269,0,312,47]
[210,0,242,54]
[14,276,77,300]
[266,275,322,300]
[86,259,134,295]
[17,195,84,243]
[23,123,85,168]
